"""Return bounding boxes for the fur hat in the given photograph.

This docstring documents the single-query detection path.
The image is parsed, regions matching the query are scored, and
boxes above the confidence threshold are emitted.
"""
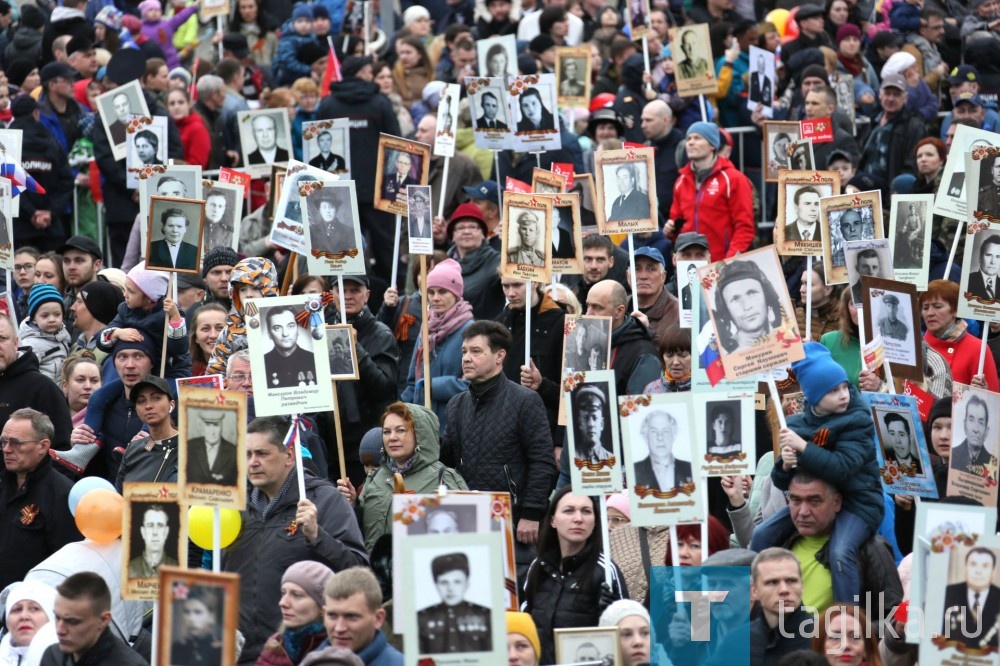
[426,258,464,300]
[126,262,169,303]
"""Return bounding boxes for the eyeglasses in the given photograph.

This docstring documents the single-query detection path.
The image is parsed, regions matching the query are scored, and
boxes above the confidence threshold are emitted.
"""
[0,436,40,448]
[13,263,35,272]
[227,374,249,384]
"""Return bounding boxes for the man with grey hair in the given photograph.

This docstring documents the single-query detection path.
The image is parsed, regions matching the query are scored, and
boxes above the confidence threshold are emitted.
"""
[0,407,82,590]
[632,409,692,492]
[194,74,235,169]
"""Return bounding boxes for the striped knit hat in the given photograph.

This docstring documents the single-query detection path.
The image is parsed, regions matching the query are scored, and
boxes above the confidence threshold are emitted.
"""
[27,283,64,320]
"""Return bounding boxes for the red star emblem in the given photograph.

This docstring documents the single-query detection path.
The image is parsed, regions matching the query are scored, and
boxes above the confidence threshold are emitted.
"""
[625,150,637,160]
[173,582,190,600]
[851,196,863,207]
[811,172,823,182]
[216,393,226,405]
[159,486,169,498]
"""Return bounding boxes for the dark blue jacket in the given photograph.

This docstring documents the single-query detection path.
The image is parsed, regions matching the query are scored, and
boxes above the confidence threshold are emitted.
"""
[97,299,193,377]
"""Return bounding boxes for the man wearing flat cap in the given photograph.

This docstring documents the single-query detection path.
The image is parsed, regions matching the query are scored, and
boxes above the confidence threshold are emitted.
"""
[573,384,613,463]
[877,293,908,340]
[780,4,833,65]
[417,552,493,654]
[408,189,432,239]
[186,409,238,485]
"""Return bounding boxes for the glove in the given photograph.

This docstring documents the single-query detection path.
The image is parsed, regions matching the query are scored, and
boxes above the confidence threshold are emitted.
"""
[599,581,617,609]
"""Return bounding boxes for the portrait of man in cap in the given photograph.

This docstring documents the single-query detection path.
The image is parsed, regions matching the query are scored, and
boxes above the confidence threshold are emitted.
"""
[306,186,356,255]
[408,188,432,239]
[571,383,613,463]
[128,503,179,579]
[877,293,909,341]
[712,258,787,354]
[507,209,546,267]
[261,305,317,388]
[417,552,492,654]
[186,409,238,486]
[632,409,693,492]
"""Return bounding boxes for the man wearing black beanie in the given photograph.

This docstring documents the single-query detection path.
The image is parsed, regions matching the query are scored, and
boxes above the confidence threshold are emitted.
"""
[69,280,125,364]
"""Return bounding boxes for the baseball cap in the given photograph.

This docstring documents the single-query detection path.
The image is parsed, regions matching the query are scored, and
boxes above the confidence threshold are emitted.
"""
[948,64,979,86]
[674,232,709,252]
[954,92,984,107]
[40,62,77,86]
[634,247,665,267]
[880,73,907,91]
[58,235,103,261]
[463,181,499,205]
[128,374,173,403]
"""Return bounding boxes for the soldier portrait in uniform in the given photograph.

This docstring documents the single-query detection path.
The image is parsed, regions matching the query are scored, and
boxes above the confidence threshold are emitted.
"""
[203,187,239,252]
[710,258,789,355]
[877,293,909,341]
[185,409,238,486]
[381,150,420,204]
[676,28,709,79]
[978,154,1000,218]
[748,47,773,108]
[878,410,923,476]
[306,185,359,256]
[893,202,924,269]
[127,502,180,579]
[950,393,999,477]
[570,382,614,463]
[507,209,546,267]
[416,552,493,654]
[260,305,318,388]
[307,130,347,172]
[325,324,358,380]
[408,187,433,240]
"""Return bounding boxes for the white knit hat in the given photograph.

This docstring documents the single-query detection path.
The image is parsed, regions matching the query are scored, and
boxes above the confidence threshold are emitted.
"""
[598,599,650,628]
[4,580,57,624]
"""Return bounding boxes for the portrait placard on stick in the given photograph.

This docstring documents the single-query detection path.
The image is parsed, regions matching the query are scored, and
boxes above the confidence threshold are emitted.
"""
[302,118,351,176]
[819,189,884,284]
[202,181,243,252]
[747,45,774,117]
[555,627,621,665]
[861,276,923,382]
[269,160,335,255]
[125,116,167,189]
[500,192,553,282]
[864,392,939,498]
[531,167,566,194]
[467,76,513,151]
[945,384,1000,508]
[690,283,757,392]
[671,24,716,97]
[625,0,650,39]
[246,294,335,415]
[620,393,703,526]
[548,192,584,275]
[145,196,206,274]
[407,185,434,255]
[594,147,656,234]
[698,245,805,380]
[844,238,894,307]
[786,139,815,171]
[564,370,622,495]
[959,151,1000,323]
[763,121,800,182]
[933,124,998,221]
[433,84,461,158]
[558,315,612,426]
[692,392,756,477]
[157,567,239,666]
[888,193,933,290]
[555,47,591,109]
[177,387,247,510]
[302,180,366,276]
[237,108,292,178]
[121,483,186,601]
[326,324,360,380]
[478,35,518,78]
[374,134,431,216]
[138,165,203,252]
[95,80,149,161]
[507,73,562,153]
[775,170,840,256]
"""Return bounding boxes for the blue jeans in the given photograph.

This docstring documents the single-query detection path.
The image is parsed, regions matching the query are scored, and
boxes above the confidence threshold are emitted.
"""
[749,507,872,604]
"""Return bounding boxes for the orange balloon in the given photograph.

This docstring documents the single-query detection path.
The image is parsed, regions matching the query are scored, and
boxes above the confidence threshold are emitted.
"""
[75,488,124,543]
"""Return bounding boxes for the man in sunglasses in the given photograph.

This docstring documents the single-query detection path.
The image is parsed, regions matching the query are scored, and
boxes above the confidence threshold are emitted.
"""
[0,408,82,591]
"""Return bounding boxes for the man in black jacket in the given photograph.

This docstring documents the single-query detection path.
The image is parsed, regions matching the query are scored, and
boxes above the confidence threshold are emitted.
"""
[0,408,82,591]
[859,74,926,184]
[780,5,833,66]
[9,95,74,253]
[41,573,147,666]
[443,321,558,579]
[585,280,660,396]
[316,56,402,283]
[642,100,682,218]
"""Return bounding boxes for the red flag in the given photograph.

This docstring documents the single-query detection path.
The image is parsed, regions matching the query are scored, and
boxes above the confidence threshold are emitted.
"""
[321,37,341,93]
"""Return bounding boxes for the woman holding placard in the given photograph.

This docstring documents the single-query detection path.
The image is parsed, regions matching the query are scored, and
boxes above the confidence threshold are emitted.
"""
[522,486,627,665]
[920,280,998,391]
[256,561,335,665]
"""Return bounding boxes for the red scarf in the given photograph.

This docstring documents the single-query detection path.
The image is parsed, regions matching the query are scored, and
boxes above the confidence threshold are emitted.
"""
[837,53,862,77]
[414,300,474,381]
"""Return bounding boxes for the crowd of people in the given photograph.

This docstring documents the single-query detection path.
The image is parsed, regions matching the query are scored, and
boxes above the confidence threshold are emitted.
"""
[0,0,997,665]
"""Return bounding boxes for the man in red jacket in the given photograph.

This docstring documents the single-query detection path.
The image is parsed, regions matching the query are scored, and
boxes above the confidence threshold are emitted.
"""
[664,121,755,261]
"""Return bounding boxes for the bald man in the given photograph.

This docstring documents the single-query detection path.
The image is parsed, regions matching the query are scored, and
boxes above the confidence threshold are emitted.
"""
[585,279,660,395]
[641,100,683,217]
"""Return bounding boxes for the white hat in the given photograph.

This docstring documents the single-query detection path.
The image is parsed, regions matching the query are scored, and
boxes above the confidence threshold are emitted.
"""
[403,6,430,26]
[4,581,57,624]
[881,51,917,79]
[598,599,650,628]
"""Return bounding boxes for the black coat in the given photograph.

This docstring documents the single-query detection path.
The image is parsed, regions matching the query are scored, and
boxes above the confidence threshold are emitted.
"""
[8,116,74,249]
[0,455,82,591]
[443,376,558,522]
[650,128,683,218]
[114,434,179,492]
[609,316,661,396]
[41,627,147,666]
[0,349,72,449]
[703,606,814,666]
[315,79,400,203]
[859,107,926,183]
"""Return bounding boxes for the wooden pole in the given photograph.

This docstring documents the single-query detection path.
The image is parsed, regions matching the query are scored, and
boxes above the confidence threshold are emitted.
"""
[333,280,348,481]
[159,273,174,377]
[420,255,431,408]
[279,253,297,296]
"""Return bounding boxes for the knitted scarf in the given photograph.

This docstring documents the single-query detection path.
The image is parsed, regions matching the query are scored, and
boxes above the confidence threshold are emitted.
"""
[931,318,967,344]
[281,621,327,664]
[413,300,474,380]
[837,53,863,77]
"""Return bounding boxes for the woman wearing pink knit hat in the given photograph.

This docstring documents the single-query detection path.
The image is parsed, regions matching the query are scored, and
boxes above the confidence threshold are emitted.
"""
[399,258,475,430]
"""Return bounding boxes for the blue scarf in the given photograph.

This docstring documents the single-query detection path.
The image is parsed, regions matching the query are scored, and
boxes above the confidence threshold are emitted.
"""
[281,621,327,664]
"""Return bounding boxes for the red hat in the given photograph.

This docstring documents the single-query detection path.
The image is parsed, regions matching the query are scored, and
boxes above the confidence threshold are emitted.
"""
[448,202,488,238]
[589,93,615,114]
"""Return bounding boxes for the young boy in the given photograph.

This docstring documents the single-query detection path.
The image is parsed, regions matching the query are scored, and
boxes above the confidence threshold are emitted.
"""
[18,283,71,382]
[749,342,884,607]
[207,256,279,376]
[273,4,318,86]
[51,262,191,474]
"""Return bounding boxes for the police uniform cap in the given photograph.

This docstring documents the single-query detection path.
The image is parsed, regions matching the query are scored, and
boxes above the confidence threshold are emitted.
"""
[576,385,605,408]
[882,294,899,305]
[431,553,469,578]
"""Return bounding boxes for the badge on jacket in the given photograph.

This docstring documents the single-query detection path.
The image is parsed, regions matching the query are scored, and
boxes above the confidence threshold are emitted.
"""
[20,504,39,526]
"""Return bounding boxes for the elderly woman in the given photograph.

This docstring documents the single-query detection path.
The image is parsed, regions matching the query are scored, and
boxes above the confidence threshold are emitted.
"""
[644,325,692,393]
[399,259,474,426]
[60,352,102,423]
[921,279,999,391]
[257,561,335,665]
[347,402,467,551]
[0,580,58,666]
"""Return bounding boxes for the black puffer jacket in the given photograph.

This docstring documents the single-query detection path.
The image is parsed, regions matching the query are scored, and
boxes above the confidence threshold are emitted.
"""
[609,316,660,396]
[40,627,147,666]
[522,544,628,665]
[612,54,648,144]
[442,375,558,522]
[223,471,368,664]
[9,115,74,247]
[315,78,400,202]
[497,293,567,445]
[0,349,72,449]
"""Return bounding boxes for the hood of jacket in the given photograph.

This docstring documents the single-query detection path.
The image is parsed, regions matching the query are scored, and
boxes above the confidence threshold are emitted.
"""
[621,53,646,92]
[612,315,652,347]
[327,78,381,104]
[50,6,86,22]
[228,256,278,316]
[381,403,442,474]
[10,25,40,48]
[0,348,41,380]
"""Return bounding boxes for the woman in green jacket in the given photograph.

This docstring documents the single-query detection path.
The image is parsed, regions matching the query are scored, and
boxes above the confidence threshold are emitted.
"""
[356,402,468,551]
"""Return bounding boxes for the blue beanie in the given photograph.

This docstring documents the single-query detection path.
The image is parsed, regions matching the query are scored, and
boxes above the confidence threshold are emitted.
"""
[791,342,849,406]
[687,121,721,150]
[27,284,64,320]
[358,427,383,466]
[292,4,313,21]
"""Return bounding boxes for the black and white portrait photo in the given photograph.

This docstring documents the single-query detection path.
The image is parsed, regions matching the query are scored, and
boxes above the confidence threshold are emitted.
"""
[570,382,614,463]
[763,121,800,182]
[877,409,924,476]
[627,0,649,32]
[554,627,621,665]
[238,109,292,175]
[127,501,180,580]
[96,80,149,160]
[185,408,238,486]
[406,504,478,535]
[563,316,611,373]
[829,206,875,269]
[603,161,651,222]
[978,153,1000,217]
[965,231,1000,304]
[126,118,167,188]
[748,45,774,112]
[673,24,716,96]
[788,139,814,171]
[203,186,239,252]
[875,292,910,341]
[326,324,358,380]
[259,304,318,388]
[844,240,892,307]
[783,184,830,243]
[514,86,556,133]
[506,207,547,267]
[551,198,578,262]
[473,85,508,131]
[415,550,493,654]
[304,126,348,173]
[938,546,1000,651]
[950,390,999,478]
[478,34,517,78]
[146,197,205,274]
[434,83,461,158]
[557,53,588,99]
[170,584,225,664]
[708,257,790,355]
[706,400,742,461]
[467,77,514,152]
[509,75,561,152]
[138,167,203,250]
[407,185,432,240]
[305,184,360,256]
[893,201,925,269]
[631,408,694,493]
[379,149,422,205]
